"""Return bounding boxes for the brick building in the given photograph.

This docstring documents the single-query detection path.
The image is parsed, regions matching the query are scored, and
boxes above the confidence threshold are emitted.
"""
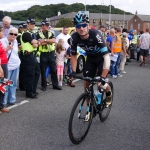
[48,12,133,30]
[128,11,150,32]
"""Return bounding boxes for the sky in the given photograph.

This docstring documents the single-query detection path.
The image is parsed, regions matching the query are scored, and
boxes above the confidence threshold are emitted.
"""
[0,0,149,15]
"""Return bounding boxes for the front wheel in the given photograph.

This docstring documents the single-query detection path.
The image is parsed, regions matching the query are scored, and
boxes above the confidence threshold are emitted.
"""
[99,81,114,122]
[68,93,93,144]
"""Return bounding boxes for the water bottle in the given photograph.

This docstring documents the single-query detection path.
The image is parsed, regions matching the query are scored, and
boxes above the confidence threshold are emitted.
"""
[94,90,102,105]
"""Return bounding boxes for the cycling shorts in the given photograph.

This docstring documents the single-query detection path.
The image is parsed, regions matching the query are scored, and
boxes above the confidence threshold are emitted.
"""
[83,55,104,78]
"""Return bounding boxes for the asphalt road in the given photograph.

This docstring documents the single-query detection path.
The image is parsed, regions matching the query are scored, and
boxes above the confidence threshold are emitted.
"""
[0,59,150,150]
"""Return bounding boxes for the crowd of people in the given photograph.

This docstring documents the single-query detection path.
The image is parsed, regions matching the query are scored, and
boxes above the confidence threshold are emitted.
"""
[0,14,150,113]
[0,16,74,113]
[97,25,150,78]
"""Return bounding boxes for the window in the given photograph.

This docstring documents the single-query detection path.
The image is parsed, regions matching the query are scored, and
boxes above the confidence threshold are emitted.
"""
[112,20,115,25]
[93,19,96,25]
[138,23,141,30]
[146,23,149,28]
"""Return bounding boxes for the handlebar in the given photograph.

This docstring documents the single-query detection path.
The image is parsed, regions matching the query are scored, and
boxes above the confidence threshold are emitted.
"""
[74,75,101,82]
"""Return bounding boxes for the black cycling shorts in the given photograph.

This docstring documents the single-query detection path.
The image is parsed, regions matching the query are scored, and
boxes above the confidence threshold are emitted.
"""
[83,55,104,78]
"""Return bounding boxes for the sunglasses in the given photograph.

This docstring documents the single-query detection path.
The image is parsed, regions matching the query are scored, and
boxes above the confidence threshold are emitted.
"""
[9,33,17,36]
[76,23,87,29]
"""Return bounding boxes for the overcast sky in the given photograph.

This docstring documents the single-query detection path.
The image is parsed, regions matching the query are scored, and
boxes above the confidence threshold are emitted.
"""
[1,0,149,15]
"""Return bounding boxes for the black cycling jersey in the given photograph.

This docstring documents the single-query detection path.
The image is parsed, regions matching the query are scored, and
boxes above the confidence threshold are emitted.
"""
[69,29,109,56]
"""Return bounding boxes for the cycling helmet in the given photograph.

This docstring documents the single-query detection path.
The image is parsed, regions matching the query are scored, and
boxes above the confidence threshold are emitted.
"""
[73,13,89,25]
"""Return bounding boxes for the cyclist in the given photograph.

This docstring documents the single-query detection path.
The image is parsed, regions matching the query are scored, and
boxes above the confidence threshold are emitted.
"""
[68,13,112,109]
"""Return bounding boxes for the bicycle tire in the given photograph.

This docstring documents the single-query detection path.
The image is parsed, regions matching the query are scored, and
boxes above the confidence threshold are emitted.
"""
[99,81,114,122]
[68,93,94,144]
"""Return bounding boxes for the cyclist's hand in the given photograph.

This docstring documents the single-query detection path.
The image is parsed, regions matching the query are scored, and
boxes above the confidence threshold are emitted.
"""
[68,71,76,78]
[99,77,106,85]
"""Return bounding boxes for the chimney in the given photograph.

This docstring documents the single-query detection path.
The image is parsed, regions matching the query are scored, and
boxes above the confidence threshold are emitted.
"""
[58,11,61,16]
[135,10,138,15]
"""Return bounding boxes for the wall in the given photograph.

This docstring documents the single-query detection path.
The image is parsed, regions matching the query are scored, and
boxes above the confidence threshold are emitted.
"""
[128,15,143,32]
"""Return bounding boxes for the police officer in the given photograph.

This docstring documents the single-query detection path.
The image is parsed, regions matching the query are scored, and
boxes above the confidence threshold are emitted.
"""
[36,20,62,91]
[21,18,40,98]
[17,22,27,91]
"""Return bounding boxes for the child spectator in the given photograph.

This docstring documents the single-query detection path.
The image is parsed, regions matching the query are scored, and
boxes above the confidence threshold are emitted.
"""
[66,47,72,75]
[55,40,66,87]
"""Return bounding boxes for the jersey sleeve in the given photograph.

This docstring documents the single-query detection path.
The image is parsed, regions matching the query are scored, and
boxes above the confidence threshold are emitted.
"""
[95,31,109,55]
[68,34,78,55]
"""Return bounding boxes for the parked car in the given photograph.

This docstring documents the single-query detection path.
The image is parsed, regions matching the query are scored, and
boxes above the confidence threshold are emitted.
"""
[53,27,86,73]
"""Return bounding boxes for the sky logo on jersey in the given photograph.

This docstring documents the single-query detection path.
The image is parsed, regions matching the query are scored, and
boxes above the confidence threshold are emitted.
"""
[96,34,103,43]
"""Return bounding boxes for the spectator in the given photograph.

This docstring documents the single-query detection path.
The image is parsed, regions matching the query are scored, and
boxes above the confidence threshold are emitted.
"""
[111,27,123,78]
[130,30,138,59]
[138,28,150,66]
[2,16,13,38]
[98,25,106,39]
[21,18,40,98]
[0,27,20,105]
[36,20,61,91]
[0,25,9,112]
[137,31,143,61]
[55,40,66,87]
[119,32,129,73]
[56,26,72,83]
[66,47,72,75]
[56,26,71,50]
[17,23,27,91]
[127,29,134,62]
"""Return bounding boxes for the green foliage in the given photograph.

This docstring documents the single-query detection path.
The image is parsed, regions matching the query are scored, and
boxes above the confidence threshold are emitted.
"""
[3,3,133,21]
[55,18,74,27]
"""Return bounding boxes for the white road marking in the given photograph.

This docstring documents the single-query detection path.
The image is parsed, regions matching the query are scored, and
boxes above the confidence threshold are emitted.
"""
[0,100,29,113]
[7,100,29,110]
[0,79,82,112]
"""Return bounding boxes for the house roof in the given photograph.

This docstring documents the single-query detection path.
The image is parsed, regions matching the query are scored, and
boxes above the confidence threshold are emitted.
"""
[49,12,133,21]
[137,15,150,22]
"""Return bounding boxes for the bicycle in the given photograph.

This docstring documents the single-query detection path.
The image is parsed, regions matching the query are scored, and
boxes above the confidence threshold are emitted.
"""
[68,76,114,144]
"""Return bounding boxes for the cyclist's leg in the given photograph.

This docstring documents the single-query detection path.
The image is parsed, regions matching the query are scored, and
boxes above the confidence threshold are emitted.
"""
[83,59,97,104]
[97,59,112,107]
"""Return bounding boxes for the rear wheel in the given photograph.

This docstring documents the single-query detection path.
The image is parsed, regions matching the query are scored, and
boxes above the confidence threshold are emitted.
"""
[99,81,114,122]
[68,93,93,144]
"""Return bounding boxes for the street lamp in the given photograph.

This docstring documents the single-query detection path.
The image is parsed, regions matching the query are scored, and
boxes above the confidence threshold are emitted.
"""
[100,0,104,26]
[109,0,111,29]
[85,0,86,11]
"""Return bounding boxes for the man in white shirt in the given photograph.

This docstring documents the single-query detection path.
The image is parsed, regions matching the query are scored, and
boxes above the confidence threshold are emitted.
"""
[56,26,70,50]
[138,28,150,66]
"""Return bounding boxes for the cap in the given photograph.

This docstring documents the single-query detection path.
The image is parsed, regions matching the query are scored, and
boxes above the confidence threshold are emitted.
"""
[26,18,35,24]
[100,25,105,28]
[18,23,27,28]
[41,20,49,26]
[129,29,134,33]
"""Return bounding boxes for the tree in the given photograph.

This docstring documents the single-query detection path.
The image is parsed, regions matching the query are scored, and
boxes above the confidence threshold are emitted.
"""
[55,18,74,27]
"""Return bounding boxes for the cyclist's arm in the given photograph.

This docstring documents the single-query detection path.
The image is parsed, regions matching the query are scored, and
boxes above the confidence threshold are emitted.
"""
[68,37,78,72]
[95,31,110,78]
[101,53,110,78]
